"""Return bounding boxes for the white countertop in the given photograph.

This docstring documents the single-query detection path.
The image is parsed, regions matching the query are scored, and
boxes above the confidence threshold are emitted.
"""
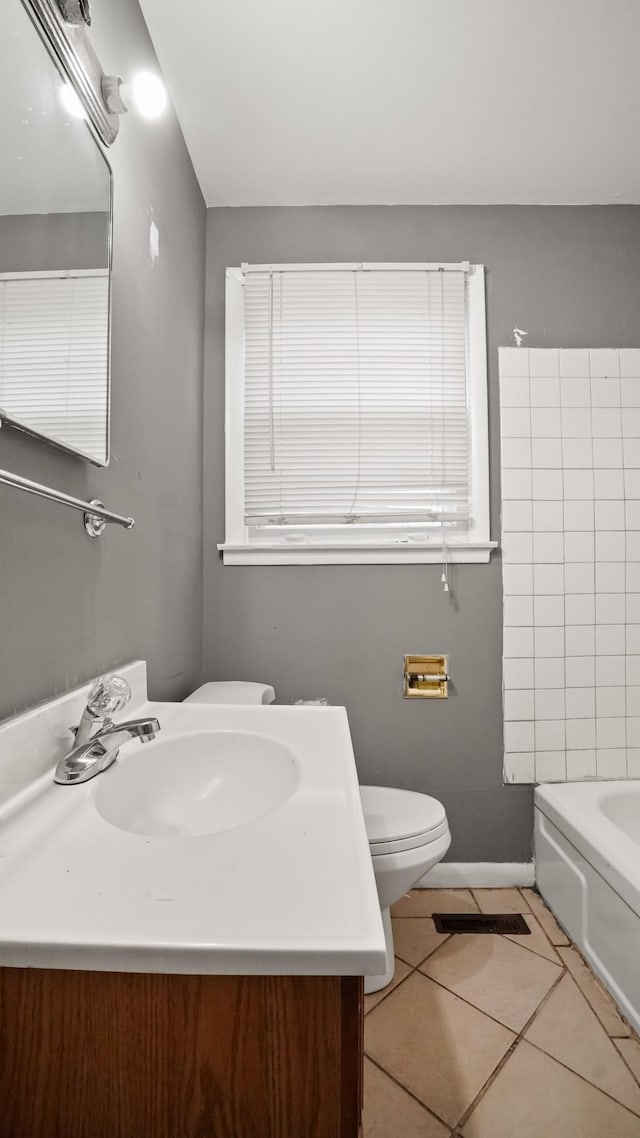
[0,692,385,975]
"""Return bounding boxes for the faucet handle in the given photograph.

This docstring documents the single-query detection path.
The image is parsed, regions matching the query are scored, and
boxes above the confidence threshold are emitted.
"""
[86,674,131,717]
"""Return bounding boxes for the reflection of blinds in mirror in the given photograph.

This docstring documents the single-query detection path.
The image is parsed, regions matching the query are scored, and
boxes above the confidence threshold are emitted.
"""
[0,270,108,461]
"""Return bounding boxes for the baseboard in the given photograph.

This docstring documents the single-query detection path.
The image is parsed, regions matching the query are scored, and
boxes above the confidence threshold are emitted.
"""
[414,862,535,888]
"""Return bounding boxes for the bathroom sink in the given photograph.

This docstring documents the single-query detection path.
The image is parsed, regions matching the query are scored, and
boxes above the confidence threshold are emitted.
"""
[94,729,299,839]
[0,683,385,975]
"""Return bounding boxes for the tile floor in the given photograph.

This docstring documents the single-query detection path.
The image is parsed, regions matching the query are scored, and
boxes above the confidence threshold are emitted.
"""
[363,888,640,1137]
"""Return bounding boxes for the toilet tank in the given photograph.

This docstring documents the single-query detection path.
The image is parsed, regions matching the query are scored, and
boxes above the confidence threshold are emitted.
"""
[183,681,276,705]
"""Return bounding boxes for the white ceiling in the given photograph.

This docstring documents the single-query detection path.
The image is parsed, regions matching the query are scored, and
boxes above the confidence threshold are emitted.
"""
[139,0,640,207]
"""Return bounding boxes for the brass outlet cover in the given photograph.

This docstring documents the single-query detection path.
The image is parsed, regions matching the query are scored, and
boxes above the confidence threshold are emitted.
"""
[404,654,449,699]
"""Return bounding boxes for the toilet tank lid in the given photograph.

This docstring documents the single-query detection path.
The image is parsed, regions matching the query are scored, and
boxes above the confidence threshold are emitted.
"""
[359,785,447,843]
[183,681,276,705]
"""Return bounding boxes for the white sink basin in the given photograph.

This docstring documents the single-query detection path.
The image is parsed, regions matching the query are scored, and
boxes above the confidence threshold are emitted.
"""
[0,678,386,976]
[94,729,299,839]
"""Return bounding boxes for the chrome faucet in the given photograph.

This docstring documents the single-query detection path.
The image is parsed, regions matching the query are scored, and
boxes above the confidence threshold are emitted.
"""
[54,674,161,785]
[72,673,132,749]
[54,719,160,785]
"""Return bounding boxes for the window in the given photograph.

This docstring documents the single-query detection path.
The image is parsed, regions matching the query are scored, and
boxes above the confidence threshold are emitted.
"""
[221,262,495,565]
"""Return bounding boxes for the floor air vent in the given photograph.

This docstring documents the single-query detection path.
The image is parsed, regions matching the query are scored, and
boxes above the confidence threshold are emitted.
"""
[433,913,530,935]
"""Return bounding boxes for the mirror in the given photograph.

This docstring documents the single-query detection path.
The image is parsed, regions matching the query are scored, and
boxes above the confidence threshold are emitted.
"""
[0,0,112,465]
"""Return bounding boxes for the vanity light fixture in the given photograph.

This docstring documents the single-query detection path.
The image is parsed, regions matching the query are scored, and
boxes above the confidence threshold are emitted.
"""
[26,0,120,144]
[130,71,168,118]
[55,0,91,25]
[29,0,166,139]
[101,71,168,120]
[59,82,86,119]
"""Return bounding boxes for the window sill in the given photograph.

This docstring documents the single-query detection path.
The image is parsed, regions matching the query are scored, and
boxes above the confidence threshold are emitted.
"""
[218,542,498,566]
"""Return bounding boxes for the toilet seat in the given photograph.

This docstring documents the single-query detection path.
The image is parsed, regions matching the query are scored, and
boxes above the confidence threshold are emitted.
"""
[360,785,449,855]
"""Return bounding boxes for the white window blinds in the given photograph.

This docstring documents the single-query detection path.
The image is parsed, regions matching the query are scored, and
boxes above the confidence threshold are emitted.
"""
[0,270,109,461]
[242,264,472,533]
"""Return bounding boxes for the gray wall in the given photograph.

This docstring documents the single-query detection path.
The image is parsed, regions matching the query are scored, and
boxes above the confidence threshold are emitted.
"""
[203,205,640,862]
[0,0,205,719]
[0,212,109,272]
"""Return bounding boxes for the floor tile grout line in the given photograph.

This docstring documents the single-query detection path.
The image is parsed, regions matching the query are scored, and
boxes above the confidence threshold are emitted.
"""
[453,962,640,1129]
[524,1036,640,1119]
[370,891,640,1131]
[363,1052,455,1132]
[410,967,523,1036]
[395,910,561,967]
[559,941,638,1040]
[519,886,571,948]
[368,934,562,1039]
[451,1036,521,1133]
[365,935,566,1124]
[509,902,565,962]
[391,919,450,974]
[415,940,564,1038]
[394,931,452,972]
[452,964,568,1131]
[371,925,630,1044]
[502,923,562,964]
[364,960,417,1016]
[393,895,563,963]
[503,932,562,966]
[515,961,568,1035]
[391,889,481,919]
[367,925,548,1127]
[613,1041,640,1090]
[394,911,561,971]
[470,886,531,916]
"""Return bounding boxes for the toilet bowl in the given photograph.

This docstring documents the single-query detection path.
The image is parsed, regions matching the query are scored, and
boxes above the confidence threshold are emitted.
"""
[359,784,450,991]
[184,682,451,993]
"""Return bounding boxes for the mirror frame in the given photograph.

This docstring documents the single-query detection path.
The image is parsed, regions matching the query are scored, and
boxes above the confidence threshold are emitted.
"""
[0,0,115,466]
[21,0,119,147]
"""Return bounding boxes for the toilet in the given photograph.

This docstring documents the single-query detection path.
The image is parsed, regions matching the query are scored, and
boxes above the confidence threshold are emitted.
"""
[358,785,450,990]
[184,681,451,993]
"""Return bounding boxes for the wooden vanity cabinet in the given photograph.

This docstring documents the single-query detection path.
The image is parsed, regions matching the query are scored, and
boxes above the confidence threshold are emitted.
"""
[0,968,364,1138]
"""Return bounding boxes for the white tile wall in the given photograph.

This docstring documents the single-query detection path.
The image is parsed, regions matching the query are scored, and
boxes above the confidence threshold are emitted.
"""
[499,347,640,783]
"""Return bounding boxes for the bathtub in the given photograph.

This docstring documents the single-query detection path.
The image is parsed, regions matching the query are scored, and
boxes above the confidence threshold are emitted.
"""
[535,780,640,1035]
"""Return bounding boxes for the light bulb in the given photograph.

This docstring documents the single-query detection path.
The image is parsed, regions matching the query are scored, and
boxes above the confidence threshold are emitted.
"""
[59,84,86,120]
[130,71,167,119]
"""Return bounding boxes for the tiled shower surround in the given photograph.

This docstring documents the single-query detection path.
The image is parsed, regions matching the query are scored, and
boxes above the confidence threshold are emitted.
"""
[499,347,640,784]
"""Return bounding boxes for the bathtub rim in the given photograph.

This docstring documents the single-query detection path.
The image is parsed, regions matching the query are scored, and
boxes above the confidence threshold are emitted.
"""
[535,780,640,921]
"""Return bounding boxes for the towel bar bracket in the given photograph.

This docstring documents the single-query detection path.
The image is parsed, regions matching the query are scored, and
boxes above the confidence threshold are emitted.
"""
[84,500,108,539]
